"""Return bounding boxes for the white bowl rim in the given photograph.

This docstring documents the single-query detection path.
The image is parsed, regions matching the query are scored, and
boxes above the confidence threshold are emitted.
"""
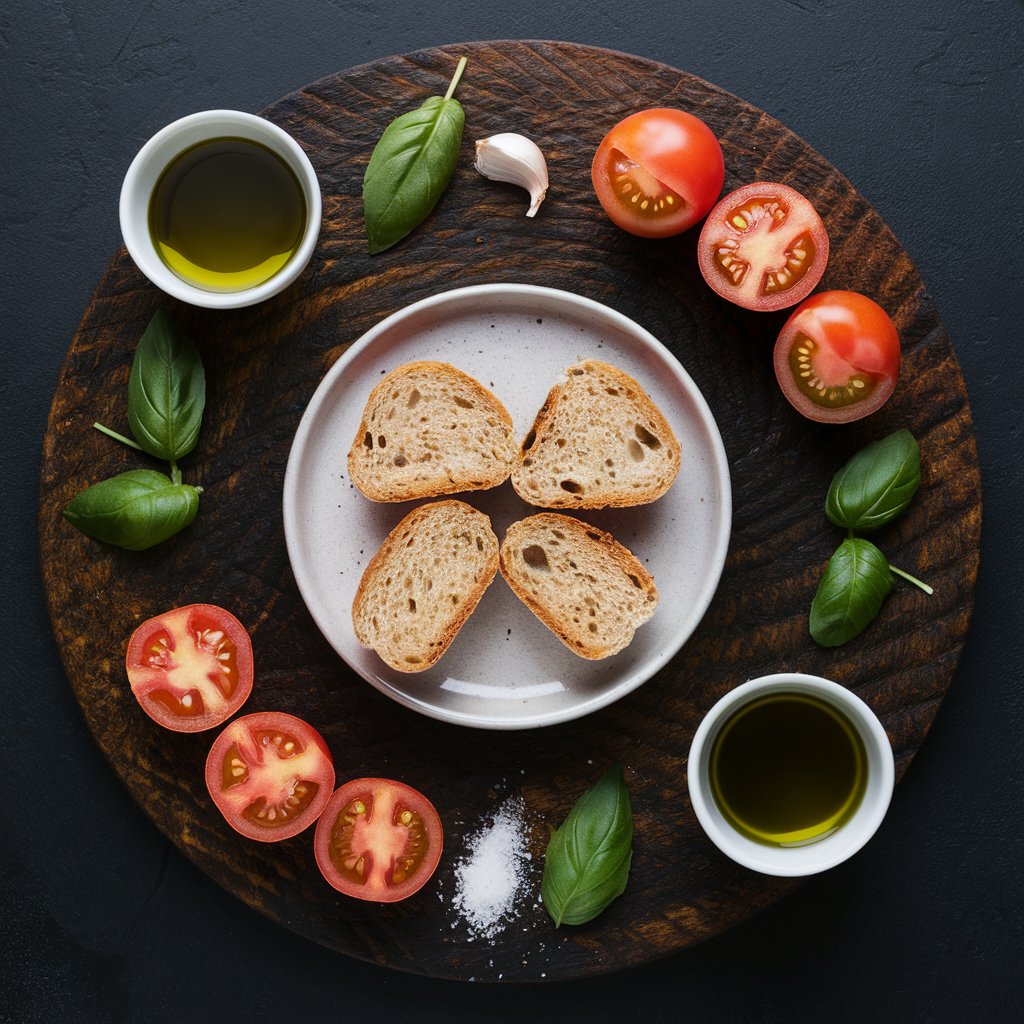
[118,108,322,310]
[687,672,896,875]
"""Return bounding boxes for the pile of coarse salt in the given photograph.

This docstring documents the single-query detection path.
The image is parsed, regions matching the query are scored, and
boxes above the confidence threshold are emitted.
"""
[450,796,533,941]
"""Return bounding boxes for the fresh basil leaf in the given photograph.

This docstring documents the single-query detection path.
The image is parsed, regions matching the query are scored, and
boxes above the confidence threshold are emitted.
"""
[810,537,894,647]
[128,309,206,461]
[541,764,633,927]
[63,469,200,550]
[825,429,921,533]
[363,93,465,253]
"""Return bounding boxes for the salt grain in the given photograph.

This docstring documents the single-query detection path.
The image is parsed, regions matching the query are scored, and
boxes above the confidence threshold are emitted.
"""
[451,796,532,940]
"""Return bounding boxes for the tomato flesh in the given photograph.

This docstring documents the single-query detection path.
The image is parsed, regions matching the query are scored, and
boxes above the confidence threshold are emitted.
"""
[788,331,878,409]
[600,149,686,226]
[126,604,253,732]
[592,108,724,238]
[774,291,901,423]
[314,779,443,902]
[698,182,829,311]
[205,712,335,842]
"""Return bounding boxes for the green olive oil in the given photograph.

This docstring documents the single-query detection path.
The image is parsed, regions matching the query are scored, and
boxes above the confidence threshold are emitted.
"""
[148,137,306,292]
[709,693,867,846]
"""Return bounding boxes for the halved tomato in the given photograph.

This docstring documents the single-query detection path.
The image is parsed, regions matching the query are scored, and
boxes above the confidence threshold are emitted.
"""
[591,108,724,238]
[125,603,253,732]
[774,290,901,423]
[697,182,829,311]
[314,778,443,902]
[204,711,335,842]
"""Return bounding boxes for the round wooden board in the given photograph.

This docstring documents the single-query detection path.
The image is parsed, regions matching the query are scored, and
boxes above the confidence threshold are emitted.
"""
[39,41,980,981]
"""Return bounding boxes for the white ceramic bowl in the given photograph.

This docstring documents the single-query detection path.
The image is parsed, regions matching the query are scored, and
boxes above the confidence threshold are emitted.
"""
[119,109,321,309]
[688,673,895,875]
[283,283,732,729]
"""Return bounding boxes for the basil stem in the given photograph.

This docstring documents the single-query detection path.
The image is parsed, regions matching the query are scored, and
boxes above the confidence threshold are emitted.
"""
[890,564,934,595]
[92,422,144,451]
[810,537,894,646]
[126,309,206,461]
[825,429,921,533]
[363,56,468,254]
[541,764,633,927]
[62,469,201,551]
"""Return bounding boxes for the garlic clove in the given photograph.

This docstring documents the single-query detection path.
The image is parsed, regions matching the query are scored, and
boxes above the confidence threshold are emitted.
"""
[474,133,549,218]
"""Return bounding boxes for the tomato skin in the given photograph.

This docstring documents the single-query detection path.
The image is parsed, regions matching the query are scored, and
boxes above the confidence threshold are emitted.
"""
[591,108,724,238]
[125,603,254,733]
[697,182,829,311]
[774,291,901,424]
[314,778,443,903]
[204,711,335,842]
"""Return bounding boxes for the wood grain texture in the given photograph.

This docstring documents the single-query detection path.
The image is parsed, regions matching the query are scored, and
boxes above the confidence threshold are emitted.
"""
[37,41,980,981]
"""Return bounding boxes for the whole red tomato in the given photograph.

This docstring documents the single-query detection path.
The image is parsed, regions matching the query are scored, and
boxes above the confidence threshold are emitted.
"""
[774,291,901,423]
[591,108,724,237]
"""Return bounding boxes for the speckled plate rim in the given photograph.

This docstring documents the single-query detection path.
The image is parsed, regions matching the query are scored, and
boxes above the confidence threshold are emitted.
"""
[282,282,732,729]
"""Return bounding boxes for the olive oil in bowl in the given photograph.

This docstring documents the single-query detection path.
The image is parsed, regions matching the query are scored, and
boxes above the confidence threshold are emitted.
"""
[709,692,867,847]
[148,137,307,293]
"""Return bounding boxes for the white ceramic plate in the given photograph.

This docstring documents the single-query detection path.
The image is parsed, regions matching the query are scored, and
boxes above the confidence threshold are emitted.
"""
[283,284,731,729]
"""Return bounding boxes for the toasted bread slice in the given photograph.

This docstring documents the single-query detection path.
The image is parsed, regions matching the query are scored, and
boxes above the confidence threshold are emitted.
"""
[510,359,681,509]
[347,361,518,502]
[499,513,658,659]
[352,500,499,672]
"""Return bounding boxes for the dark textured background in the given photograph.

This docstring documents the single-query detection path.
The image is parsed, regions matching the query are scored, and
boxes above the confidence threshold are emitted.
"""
[3,1,1022,1021]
